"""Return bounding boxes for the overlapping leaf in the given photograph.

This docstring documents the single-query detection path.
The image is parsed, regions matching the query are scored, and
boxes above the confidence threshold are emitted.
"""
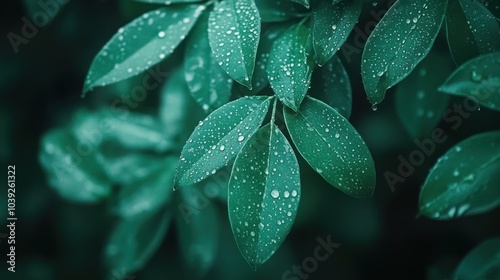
[455,237,500,279]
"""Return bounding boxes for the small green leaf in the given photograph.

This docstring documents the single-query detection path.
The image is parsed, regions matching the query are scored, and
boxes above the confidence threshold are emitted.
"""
[104,207,172,275]
[395,51,451,139]
[113,157,177,219]
[419,131,500,220]
[268,23,314,111]
[176,186,219,276]
[254,0,307,22]
[83,5,205,93]
[175,96,272,187]
[439,52,500,111]
[291,0,309,9]
[284,96,376,197]
[310,55,352,119]
[185,13,232,112]
[208,0,261,88]
[311,0,361,66]
[455,237,500,279]
[39,129,112,203]
[361,0,448,105]
[446,0,500,65]
[229,123,300,268]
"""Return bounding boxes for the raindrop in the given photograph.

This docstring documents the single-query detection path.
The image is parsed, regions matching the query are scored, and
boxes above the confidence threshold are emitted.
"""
[219,145,225,151]
[158,31,166,38]
[471,70,482,82]
[291,190,298,197]
[238,135,245,142]
[271,190,279,198]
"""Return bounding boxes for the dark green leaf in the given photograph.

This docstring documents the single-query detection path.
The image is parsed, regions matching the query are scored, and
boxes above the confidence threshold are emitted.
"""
[482,0,500,19]
[176,186,219,276]
[39,129,112,203]
[395,51,451,139]
[254,0,307,22]
[439,52,500,111]
[113,157,177,219]
[419,131,500,219]
[291,0,309,9]
[311,0,362,66]
[310,55,352,119]
[446,0,500,65]
[208,0,261,88]
[229,124,300,268]
[268,23,314,111]
[175,96,272,187]
[361,0,448,105]
[104,208,172,275]
[185,13,233,112]
[455,237,500,279]
[83,5,205,93]
[284,96,376,197]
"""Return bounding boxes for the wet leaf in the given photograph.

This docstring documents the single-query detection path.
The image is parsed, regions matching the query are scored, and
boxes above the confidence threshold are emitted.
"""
[39,129,112,203]
[395,51,451,139]
[254,0,307,22]
[175,96,272,187]
[454,237,500,279]
[311,0,362,66]
[83,5,205,93]
[208,0,261,88]
[268,23,314,112]
[446,0,500,65]
[284,96,376,198]
[291,0,309,9]
[361,0,448,105]
[229,124,300,269]
[185,13,232,112]
[439,52,500,111]
[482,0,500,19]
[419,131,500,220]
[310,55,352,119]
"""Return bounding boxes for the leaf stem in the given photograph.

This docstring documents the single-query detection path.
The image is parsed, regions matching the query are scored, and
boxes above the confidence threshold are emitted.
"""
[270,98,278,126]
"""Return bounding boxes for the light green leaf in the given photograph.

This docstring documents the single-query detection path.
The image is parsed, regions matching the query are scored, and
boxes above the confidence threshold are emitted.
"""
[395,51,451,139]
[455,237,500,279]
[113,157,177,219]
[361,0,448,105]
[268,23,314,112]
[185,13,232,112]
[229,123,300,268]
[176,186,219,276]
[83,5,205,94]
[311,0,361,66]
[439,52,500,111]
[254,0,307,22]
[104,207,172,275]
[291,0,309,9]
[175,96,272,187]
[419,131,500,220]
[39,129,112,203]
[310,55,352,119]
[446,0,500,65]
[284,96,376,197]
[208,0,261,88]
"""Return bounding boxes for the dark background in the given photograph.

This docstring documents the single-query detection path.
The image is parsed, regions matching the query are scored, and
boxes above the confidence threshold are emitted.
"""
[1,0,500,279]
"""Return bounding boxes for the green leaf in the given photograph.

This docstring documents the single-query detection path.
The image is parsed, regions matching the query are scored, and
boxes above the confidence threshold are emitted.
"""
[284,96,376,197]
[291,0,309,9]
[208,0,261,88]
[83,5,205,94]
[268,23,314,112]
[311,0,361,66]
[310,55,352,119]
[136,0,202,4]
[482,0,500,19]
[175,186,219,276]
[419,131,500,220]
[395,51,451,139]
[455,237,500,279]
[113,157,177,219]
[104,207,172,275]
[439,52,500,111]
[446,0,500,65]
[39,129,112,203]
[185,13,233,112]
[254,0,307,22]
[175,96,272,187]
[229,123,300,268]
[361,0,448,105]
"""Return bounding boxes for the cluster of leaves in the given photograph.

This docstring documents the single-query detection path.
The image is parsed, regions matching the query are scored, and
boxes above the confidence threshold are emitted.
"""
[39,0,500,275]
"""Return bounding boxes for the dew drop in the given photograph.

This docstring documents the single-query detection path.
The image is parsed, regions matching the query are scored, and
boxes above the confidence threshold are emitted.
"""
[219,145,225,151]
[271,190,279,198]
[238,135,245,142]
